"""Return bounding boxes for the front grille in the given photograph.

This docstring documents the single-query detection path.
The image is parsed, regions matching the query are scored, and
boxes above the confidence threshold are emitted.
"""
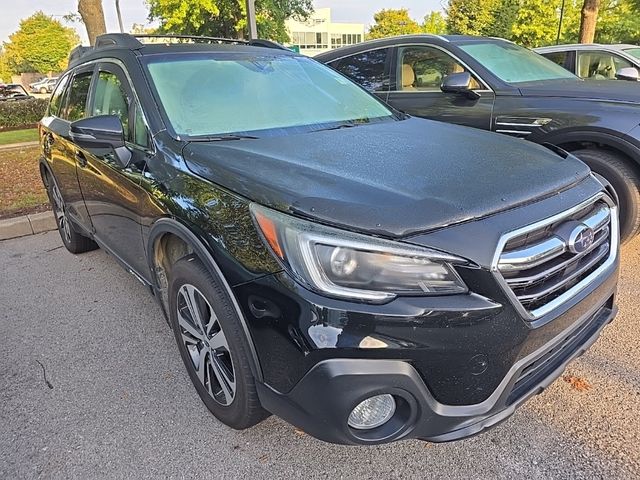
[496,195,617,318]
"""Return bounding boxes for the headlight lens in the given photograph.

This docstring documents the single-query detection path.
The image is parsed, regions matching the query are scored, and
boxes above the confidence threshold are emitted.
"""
[251,204,468,303]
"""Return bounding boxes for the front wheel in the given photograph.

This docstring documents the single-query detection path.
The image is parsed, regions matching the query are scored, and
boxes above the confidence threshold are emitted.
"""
[168,255,269,429]
[572,148,640,243]
[39,87,47,94]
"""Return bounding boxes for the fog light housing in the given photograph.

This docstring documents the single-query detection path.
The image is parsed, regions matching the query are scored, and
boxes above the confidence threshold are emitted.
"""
[347,394,396,430]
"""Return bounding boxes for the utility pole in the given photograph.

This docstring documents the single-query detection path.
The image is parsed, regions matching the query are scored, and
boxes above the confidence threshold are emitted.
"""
[115,0,125,33]
[246,0,258,39]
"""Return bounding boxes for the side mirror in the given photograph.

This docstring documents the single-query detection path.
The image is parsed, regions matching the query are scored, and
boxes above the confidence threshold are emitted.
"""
[440,72,480,99]
[70,115,131,167]
[615,67,639,81]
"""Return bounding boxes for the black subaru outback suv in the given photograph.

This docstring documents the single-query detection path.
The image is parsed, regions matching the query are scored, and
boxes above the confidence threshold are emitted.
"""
[316,35,640,243]
[39,34,618,445]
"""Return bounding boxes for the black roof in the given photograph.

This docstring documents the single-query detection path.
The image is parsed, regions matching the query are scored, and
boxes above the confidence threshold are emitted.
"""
[68,33,293,68]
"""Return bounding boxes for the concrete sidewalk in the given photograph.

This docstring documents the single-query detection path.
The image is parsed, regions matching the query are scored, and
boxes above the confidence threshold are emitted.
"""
[0,210,56,241]
[0,140,39,150]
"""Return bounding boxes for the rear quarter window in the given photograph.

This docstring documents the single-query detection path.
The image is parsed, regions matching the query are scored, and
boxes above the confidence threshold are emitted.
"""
[48,75,70,117]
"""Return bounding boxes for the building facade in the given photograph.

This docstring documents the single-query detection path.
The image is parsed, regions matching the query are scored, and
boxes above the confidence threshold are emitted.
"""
[286,8,365,57]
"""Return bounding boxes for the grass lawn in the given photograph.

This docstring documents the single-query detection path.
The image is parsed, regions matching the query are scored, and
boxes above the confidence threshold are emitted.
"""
[0,145,48,218]
[0,128,39,146]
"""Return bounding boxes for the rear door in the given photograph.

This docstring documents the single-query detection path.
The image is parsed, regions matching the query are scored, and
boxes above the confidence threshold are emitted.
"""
[385,45,495,130]
[74,61,154,280]
[40,68,93,232]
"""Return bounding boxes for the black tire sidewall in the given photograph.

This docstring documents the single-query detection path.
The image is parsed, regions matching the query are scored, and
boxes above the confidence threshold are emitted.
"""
[168,255,264,429]
[573,149,640,243]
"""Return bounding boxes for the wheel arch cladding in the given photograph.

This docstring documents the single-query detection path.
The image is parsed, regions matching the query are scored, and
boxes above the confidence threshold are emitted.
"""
[147,217,264,382]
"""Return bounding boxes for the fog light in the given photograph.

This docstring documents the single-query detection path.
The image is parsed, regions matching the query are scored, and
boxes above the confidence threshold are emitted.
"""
[348,394,396,430]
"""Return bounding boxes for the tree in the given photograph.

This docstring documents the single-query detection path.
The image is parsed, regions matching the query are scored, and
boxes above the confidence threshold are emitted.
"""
[78,0,107,46]
[422,11,447,35]
[3,12,79,74]
[559,0,640,45]
[0,51,12,83]
[446,0,499,36]
[147,0,313,42]
[367,9,422,39]
[489,0,520,39]
[511,0,559,47]
[578,0,600,42]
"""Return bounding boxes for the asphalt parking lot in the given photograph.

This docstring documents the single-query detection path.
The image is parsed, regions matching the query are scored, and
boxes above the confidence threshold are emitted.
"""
[1,230,639,479]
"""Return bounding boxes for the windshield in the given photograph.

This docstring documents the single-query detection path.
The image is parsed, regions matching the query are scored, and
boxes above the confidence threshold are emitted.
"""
[458,41,578,84]
[144,53,395,137]
[623,47,640,60]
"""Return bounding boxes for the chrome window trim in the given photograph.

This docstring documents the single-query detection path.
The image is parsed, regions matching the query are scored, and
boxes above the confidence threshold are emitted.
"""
[491,192,618,321]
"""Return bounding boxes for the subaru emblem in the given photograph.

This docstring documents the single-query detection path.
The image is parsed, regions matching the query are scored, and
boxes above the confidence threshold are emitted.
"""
[568,225,595,254]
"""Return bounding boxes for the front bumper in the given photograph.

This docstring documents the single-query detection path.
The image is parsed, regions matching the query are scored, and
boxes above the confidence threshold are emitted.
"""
[256,296,615,444]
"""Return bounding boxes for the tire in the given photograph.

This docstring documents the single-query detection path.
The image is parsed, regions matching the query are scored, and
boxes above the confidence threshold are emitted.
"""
[572,148,640,243]
[39,87,47,94]
[168,255,268,429]
[44,172,98,254]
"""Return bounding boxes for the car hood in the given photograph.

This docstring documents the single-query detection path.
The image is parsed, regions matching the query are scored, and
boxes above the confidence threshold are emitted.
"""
[183,117,590,238]
[517,79,640,103]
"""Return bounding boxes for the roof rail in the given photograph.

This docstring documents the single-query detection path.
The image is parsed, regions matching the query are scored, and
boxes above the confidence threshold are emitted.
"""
[133,34,249,45]
[96,33,144,49]
[68,33,292,67]
[68,45,92,66]
[247,39,289,51]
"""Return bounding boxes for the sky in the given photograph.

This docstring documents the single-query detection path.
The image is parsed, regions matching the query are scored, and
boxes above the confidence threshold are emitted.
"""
[0,0,445,44]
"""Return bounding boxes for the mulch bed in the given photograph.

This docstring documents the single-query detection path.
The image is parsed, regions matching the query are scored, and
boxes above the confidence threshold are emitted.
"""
[0,145,49,219]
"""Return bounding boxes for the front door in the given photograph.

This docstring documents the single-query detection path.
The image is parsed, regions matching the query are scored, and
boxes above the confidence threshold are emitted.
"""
[74,62,155,280]
[386,45,495,131]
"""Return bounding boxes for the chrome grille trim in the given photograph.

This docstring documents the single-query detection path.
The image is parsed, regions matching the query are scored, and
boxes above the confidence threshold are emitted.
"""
[491,193,618,320]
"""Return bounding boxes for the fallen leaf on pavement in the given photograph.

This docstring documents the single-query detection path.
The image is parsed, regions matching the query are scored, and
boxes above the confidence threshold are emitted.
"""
[562,374,592,392]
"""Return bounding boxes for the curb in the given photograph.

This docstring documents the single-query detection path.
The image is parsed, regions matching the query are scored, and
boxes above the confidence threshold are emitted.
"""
[0,141,39,150]
[0,210,57,241]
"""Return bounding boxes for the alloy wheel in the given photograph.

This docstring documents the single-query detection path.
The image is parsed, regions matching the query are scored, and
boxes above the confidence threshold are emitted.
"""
[176,284,236,406]
[50,182,72,244]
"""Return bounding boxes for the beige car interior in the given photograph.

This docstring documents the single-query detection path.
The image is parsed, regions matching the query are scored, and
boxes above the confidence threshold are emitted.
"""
[578,53,618,80]
[401,59,481,91]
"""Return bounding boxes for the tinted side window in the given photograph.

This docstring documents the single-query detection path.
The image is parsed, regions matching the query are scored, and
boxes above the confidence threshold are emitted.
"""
[92,71,130,138]
[64,72,93,122]
[332,48,390,92]
[48,75,70,117]
[542,51,569,68]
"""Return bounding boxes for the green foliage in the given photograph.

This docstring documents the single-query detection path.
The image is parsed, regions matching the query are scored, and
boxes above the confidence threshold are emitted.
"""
[511,0,559,47]
[3,12,78,75]
[0,98,49,130]
[445,0,640,47]
[147,0,313,42]
[446,0,500,35]
[422,11,447,35]
[0,52,12,83]
[367,9,422,39]
[489,0,520,39]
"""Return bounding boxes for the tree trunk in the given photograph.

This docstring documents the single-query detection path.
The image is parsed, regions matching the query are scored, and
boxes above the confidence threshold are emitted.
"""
[78,0,107,46]
[578,0,600,43]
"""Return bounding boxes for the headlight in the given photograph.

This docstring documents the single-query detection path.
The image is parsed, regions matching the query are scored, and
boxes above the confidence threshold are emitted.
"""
[251,204,468,303]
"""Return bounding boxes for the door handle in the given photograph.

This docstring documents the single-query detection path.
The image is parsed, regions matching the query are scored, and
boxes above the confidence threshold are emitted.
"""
[75,150,87,167]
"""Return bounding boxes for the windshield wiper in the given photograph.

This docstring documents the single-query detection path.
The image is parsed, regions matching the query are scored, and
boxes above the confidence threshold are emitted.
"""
[189,134,259,142]
[312,123,360,133]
